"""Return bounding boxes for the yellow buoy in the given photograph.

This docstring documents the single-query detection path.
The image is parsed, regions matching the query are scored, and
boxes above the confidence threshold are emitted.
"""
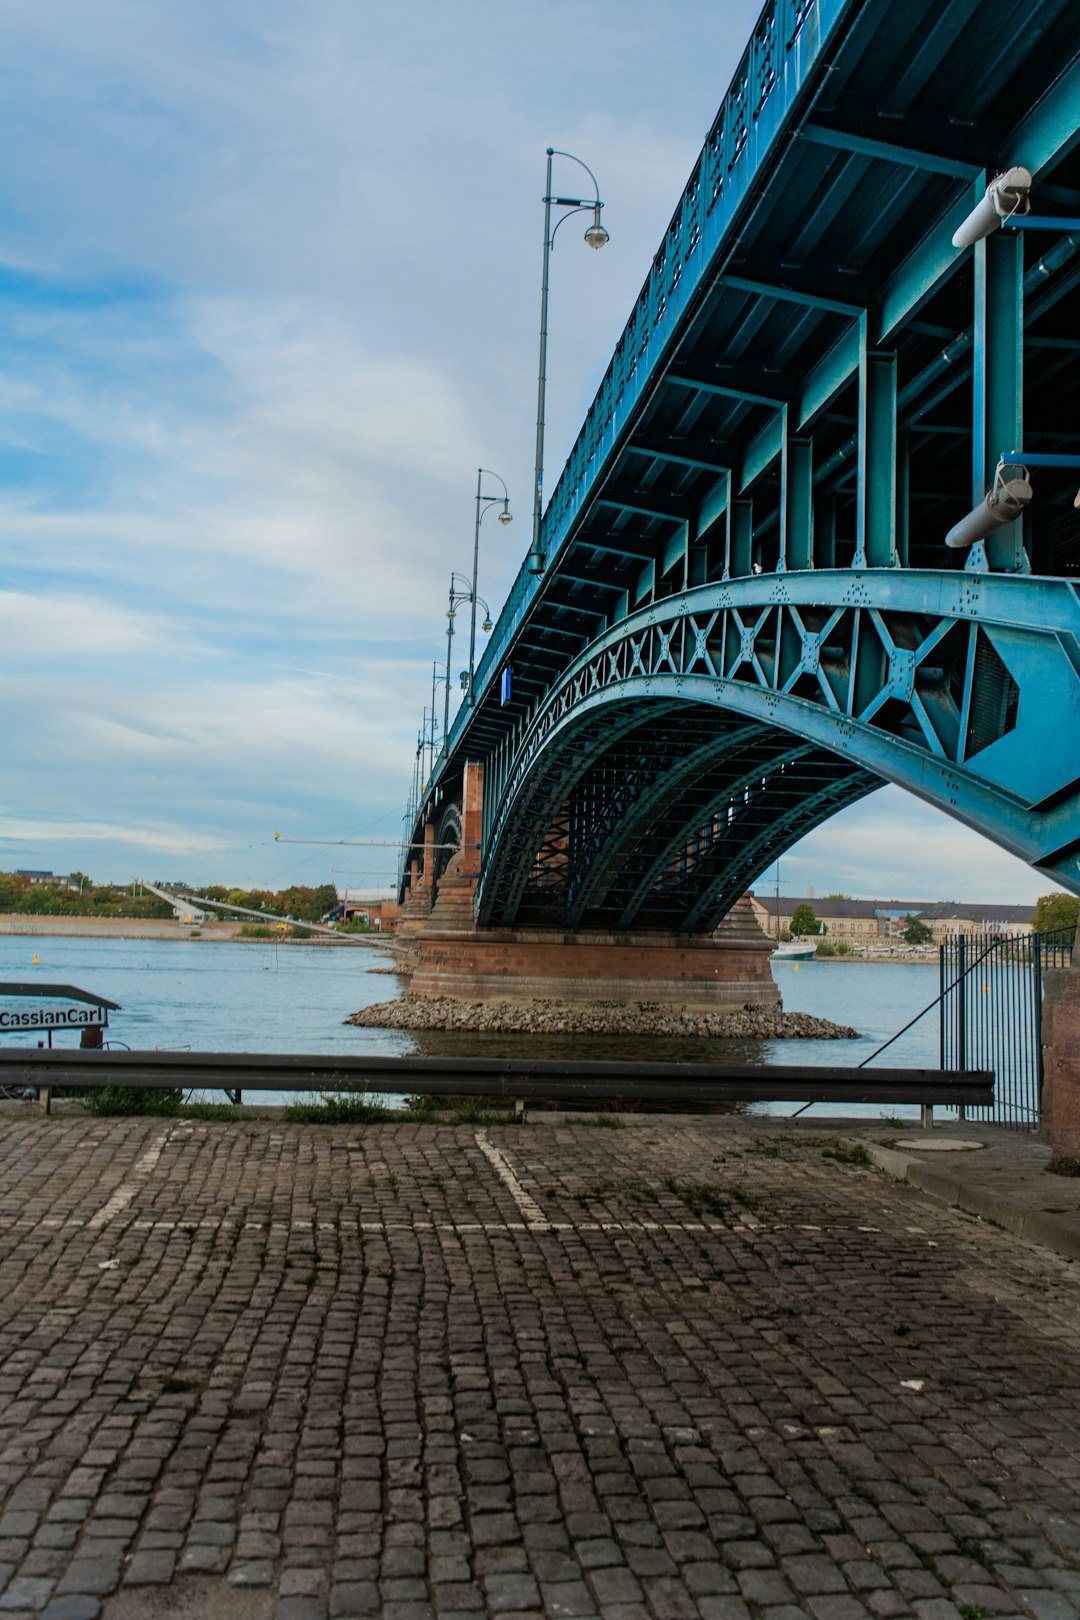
[31,953,40,966]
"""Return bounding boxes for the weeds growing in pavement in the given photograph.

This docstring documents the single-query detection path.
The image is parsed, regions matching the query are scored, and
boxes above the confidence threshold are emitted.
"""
[821,1141,871,1166]
[79,1087,183,1117]
[663,1179,732,1220]
[181,1102,244,1120]
[281,1092,393,1124]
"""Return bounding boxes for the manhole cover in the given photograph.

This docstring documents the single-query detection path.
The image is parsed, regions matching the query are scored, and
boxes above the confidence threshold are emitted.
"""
[898,1138,986,1153]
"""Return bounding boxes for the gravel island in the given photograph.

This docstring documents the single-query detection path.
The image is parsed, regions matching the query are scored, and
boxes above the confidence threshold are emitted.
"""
[348,995,857,1039]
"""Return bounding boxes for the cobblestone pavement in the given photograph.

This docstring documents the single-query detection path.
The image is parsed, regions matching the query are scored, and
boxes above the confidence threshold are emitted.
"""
[2,1114,1080,1620]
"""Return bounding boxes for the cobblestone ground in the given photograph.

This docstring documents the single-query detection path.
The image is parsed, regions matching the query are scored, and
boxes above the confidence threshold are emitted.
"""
[1,1115,1080,1620]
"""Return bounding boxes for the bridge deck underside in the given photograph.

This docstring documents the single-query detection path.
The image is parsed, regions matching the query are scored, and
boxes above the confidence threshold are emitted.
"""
[412,0,1080,921]
[478,702,876,933]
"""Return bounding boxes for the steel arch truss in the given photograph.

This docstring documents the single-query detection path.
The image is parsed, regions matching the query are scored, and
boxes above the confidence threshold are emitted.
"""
[477,572,1080,929]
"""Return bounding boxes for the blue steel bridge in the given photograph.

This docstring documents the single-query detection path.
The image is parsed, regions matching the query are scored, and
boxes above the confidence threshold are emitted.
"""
[404,0,1080,936]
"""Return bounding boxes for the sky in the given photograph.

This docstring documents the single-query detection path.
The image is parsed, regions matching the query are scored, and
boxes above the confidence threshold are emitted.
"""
[0,0,1052,908]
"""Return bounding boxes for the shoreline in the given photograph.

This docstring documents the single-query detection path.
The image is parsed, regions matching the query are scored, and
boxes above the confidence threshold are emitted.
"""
[0,915,938,963]
[0,914,382,945]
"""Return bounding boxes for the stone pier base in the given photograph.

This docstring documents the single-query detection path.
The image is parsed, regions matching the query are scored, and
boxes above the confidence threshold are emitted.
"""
[410,895,779,1011]
[1042,924,1080,1163]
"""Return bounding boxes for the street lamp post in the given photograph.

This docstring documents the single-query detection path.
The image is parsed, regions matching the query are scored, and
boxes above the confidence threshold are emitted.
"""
[430,662,451,773]
[529,147,610,576]
[444,573,474,738]
[469,468,512,704]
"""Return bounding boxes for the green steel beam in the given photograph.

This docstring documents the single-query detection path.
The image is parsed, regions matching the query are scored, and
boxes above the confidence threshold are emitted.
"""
[552,572,627,590]
[784,435,814,571]
[628,438,734,475]
[878,177,981,341]
[571,538,655,564]
[798,122,982,179]
[666,369,786,407]
[857,338,898,568]
[798,320,863,428]
[973,229,1026,573]
[596,494,693,524]
[719,272,865,318]
[1010,53,1080,177]
[740,408,785,492]
[728,499,754,579]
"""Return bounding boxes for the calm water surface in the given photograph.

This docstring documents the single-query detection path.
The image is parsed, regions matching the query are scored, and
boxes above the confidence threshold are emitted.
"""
[0,935,942,1118]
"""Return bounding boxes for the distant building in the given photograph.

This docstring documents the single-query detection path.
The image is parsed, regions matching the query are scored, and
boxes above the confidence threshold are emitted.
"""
[331,892,402,933]
[16,870,77,889]
[748,892,1034,944]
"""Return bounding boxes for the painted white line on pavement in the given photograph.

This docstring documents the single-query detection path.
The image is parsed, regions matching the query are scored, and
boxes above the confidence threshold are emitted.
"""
[474,1130,552,1228]
[88,1127,173,1230]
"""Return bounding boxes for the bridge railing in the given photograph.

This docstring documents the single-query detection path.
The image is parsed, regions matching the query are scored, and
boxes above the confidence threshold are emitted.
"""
[443,0,850,780]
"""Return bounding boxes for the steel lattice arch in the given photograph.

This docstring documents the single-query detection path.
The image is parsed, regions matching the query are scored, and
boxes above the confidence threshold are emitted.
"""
[404,0,1080,929]
[474,572,1080,930]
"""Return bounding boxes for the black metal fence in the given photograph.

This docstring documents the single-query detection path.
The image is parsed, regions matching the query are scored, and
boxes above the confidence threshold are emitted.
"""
[940,926,1075,1127]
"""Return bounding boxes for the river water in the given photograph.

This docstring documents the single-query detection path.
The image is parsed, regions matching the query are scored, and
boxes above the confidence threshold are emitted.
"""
[0,933,943,1118]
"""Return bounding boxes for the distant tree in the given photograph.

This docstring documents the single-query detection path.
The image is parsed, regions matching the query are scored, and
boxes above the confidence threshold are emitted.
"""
[313,883,338,918]
[903,914,934,946]
[0,872,25,910]
[825,892,851,899]
[1031,892,1080,936]
[789,902,820,937]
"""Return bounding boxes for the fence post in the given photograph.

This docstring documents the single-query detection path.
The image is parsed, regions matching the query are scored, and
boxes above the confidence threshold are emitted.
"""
[953,935,969,1128]
[1033,932,1044,1118]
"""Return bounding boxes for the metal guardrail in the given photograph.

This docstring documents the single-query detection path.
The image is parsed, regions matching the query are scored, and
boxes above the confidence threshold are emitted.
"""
[0,1048,993,1111]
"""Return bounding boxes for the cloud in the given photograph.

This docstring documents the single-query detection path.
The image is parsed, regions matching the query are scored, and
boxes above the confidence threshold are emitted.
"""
[0,590,172,659]
[0,814,223,858]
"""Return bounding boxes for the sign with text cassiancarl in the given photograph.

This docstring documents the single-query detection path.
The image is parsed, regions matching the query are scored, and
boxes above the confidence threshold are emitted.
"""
[0,1003,108,1031]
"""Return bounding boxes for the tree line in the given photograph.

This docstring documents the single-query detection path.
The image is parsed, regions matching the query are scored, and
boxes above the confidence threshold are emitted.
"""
[787,892,1078,941]
[0,873,340,924]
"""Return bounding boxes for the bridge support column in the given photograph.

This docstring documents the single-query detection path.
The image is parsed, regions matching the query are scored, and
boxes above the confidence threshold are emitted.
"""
[728,499,753,579]
[409,895,779,1010]
[1042,925,1080,1166]
[461,761,484,882]
[856,336,897,568]
[394,832,437,939]
[973,228,1026,573]
[783,436,814,571]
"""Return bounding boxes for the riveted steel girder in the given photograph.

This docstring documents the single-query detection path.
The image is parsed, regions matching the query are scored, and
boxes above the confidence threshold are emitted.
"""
[474,572,1080,930]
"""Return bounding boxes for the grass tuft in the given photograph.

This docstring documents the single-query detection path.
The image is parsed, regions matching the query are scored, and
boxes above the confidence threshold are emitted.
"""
[80,1087,182,1117]
[281,1093,393,1124]
[663,1178,731,1220]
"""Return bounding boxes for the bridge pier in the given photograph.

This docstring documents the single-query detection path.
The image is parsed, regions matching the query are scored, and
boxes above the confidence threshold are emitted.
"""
[405,762,779,1008]
[409,891,779,1011]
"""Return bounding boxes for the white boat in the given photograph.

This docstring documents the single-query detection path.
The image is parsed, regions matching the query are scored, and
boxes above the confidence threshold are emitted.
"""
[771,938,818,961]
